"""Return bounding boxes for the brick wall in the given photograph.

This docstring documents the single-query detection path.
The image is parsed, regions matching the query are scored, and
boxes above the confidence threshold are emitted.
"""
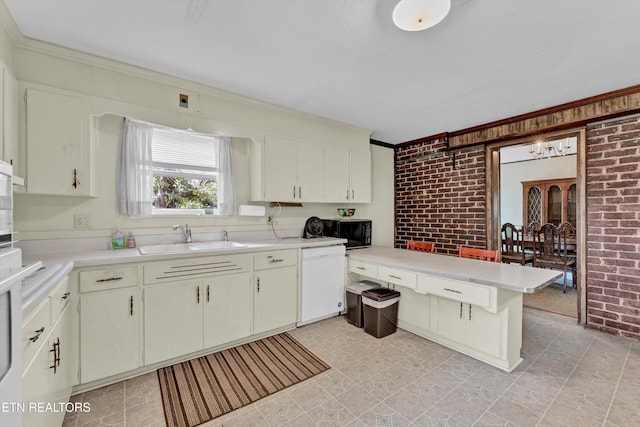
[395,139,486,255]
[585,116,640,338]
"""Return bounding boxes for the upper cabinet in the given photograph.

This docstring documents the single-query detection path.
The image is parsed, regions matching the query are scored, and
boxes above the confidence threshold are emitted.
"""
[522,178,576,227]
[251,135,371,203]
[324,147,371,203]
[22,84,96,197]
[1,65,23,183]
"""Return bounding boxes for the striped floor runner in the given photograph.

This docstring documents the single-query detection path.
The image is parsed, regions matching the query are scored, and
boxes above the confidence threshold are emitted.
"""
[157,333,330,427]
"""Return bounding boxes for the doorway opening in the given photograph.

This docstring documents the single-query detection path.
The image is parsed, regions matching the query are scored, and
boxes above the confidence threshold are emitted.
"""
[485,129,586,323]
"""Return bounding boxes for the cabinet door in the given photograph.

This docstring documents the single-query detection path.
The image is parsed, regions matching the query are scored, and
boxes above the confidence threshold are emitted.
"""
[397,289,430,332]
[144,281,203,365]
[296,142,324,201]
[203,273,253,348]
[25,86,91,196]
[466,305,503,358]
[2,66,20,175]
[80,288,140,383]
[264,136,297,201]
[435,297,466,345]
[349,150,371,203]
[22,304,74,427]
[254,266,298,335]
[324,146,350,202]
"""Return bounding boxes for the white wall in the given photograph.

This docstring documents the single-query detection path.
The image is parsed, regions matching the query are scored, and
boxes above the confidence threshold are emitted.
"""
[500,154,577,227]
[2,20,396,241]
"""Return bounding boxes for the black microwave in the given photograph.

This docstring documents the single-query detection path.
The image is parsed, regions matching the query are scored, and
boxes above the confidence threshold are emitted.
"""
[322,219,371,248]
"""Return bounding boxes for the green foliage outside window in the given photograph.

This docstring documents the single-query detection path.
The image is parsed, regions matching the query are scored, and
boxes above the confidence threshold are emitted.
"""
[153,176,217,209]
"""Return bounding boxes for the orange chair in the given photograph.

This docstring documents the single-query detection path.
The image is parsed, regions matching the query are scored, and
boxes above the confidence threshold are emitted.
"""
[458,246,499,262]
[406,240,436,253]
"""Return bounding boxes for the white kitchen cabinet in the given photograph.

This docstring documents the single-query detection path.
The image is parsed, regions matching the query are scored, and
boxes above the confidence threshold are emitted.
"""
[323,147,371,203]
[80,288,141,383]
[144,280,203,365]
[349,150,371,203]
[23,84,95,196]
[435,298,503,358]
[253,250,298,335]
[397,288,431,333]
[2,64,22,181]
[324,146,351,202]
[22,277,75,427]
[263,135,323,202]
[203,272,253,348]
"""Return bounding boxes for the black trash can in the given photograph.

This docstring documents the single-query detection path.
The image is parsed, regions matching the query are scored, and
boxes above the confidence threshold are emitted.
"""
[361,288,401,338]
[345,280,381,327]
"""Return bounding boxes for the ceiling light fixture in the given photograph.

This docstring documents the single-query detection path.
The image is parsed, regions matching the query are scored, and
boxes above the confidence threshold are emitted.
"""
[392,0,451,32]
[529,138,572,160]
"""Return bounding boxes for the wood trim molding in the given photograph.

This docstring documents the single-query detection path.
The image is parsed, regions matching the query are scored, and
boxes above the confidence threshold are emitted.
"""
[448,84,640,148]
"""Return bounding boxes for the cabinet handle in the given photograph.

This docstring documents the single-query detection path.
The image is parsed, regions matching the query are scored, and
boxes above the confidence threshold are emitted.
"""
[197,286,200,304]
[269,258,284,263]
[352,189,355,199]
[56,338,61,368]
[257,277,260,293]
[49,338,60,373]
[459,302,463,319]
[130,296,134,316]
[61,292,71,300]
[356,266,366,270]
[388,274,402,280]
[346,189,349,200]
[444,288,462,294]
[469,305,472,321]
[299,186,302,198]
[96,277,123,283]
[30,327,45,343]
[293,185,296,198]
[207,285,210,302]
[72,168,79,189]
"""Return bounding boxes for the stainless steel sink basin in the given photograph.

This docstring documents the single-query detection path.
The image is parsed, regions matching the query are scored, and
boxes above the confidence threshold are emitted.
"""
[138,241,247,255]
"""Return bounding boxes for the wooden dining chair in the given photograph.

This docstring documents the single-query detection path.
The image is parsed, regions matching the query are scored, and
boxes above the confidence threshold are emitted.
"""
[458,246,499,262]
[501,223,533,265]
[558,222,578,288]
[533,223,576,293]
[406,240,436,253]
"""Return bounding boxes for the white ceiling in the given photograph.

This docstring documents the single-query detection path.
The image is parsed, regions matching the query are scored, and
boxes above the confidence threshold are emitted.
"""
[4,0,640,144]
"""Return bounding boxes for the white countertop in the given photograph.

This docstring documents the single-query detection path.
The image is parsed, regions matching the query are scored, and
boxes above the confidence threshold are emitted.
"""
[20,236,347,268]
[347,246,562,293]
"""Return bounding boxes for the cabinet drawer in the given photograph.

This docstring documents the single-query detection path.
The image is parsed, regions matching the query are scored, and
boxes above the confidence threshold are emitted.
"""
[378,266,417,290]
[23,299,51,364]
[50,276,71,320]
[253,250,297,270]
[80,266,138,292]
[419,274,496,311]
[144,255,252,284]
[348,259,378,278]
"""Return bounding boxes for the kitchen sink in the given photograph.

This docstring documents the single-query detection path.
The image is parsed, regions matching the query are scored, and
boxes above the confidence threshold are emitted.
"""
[138,241,247,255]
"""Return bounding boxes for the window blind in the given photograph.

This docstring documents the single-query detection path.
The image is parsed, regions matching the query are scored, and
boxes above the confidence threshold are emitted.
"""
[151,128,217,171]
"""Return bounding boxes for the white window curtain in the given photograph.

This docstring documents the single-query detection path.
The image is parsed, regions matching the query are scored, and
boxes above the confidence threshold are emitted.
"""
[214,136,237,215]
[117,119,154,217]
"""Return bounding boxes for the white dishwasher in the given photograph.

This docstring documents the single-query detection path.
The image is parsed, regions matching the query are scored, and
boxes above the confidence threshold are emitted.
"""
[298,244,346,326]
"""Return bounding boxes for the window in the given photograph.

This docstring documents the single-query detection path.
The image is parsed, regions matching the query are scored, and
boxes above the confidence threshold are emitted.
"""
[151,128,219,215]
[118,118,236,217]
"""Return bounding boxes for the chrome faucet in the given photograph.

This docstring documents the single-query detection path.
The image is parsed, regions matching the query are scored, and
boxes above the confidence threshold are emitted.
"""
[223,230,228,241]
[173,224,192,243]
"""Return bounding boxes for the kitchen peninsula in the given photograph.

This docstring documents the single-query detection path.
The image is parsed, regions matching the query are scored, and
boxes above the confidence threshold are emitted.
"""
[347,246,561,372]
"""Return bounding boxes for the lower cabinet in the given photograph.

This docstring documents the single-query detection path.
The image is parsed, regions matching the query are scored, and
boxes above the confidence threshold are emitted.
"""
[397,288,431,332]
[80,288,141,383]
[203,273,253,349]
[22,284,75,427]
[254,266,297,335]
[144,280,203,365]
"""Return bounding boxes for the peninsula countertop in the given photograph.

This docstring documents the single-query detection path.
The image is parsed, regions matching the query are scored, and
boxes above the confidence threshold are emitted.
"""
[347,246,561,293]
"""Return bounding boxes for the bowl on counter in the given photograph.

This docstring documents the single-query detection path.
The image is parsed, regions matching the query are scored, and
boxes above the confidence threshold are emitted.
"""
[337,208,355,218]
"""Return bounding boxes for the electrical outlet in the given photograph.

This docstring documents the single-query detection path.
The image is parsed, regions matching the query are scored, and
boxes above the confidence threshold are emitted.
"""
[74,214,91,229]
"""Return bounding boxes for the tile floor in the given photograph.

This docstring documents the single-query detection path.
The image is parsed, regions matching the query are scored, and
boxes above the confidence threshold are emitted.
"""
[62,308,640,427]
